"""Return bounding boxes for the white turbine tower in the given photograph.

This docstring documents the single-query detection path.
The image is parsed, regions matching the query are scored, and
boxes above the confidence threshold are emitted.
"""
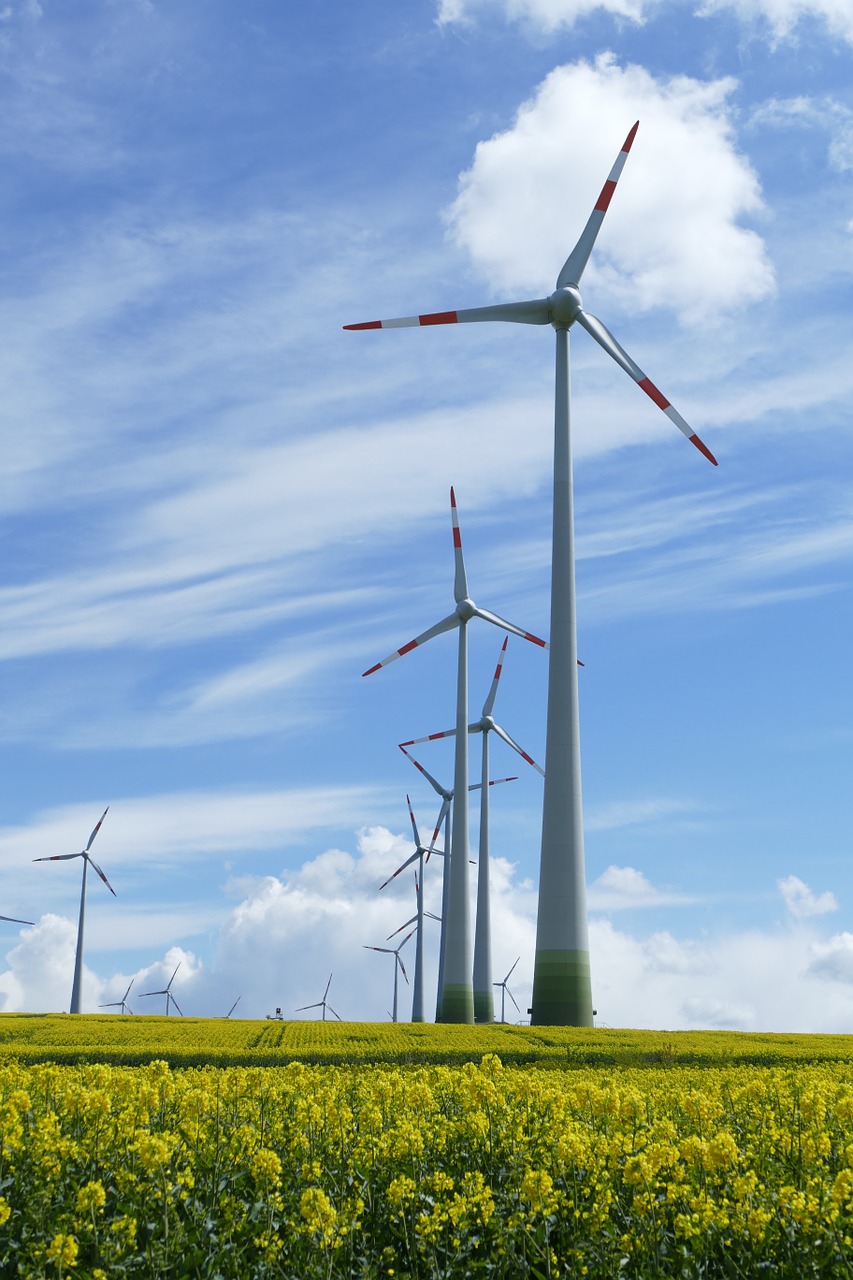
[346,123,716,1025]
[364,488,546,1025]
[402,636,544,1022]
[297,974,341,1022]
[364,929,413,1023]
[98,979,134,1014]
[33,806,114,1014]
[140,963,183,1016]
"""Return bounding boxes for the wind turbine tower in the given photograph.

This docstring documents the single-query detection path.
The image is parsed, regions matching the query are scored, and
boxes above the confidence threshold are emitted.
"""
[346,123,716,1025]
[34,807,114,1015]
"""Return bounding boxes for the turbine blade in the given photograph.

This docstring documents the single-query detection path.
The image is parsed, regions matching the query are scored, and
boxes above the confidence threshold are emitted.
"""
[86,854,117,897]
[364,945,393,954]
[0,914,35,925]
[33,852,83,862]
[505,956,520,982]
[379,847,420,890]
[387,915,418,939]
[406,794,421,849]
[399,746,449,801]
[507,986,521,1014]
[430,797,451,848]
[296,1001,322,1012]
[167,964,181,987]
[556,122,639,289]
[327,1004,342,1021]
[482,776,518,788]
[473,606,548,649]
[170,997,184,1016]
[362,612,460,677]
[449,487,469,603]
[482,636,509,718]
[86,806,110,851]
[399,729,456,746]
[398,957,409,984]
[323,974,333,1000]
[344,299,550,330]
[491,723,545,777]
[575,309,717,465]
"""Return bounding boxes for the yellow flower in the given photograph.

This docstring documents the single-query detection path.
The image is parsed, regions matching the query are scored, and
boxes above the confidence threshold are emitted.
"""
[0,1197,10,1226]
[250,1147,282,1186]
[300,1187,338,1246]
[76,1180,106,1214]
[45,1233,79,1270]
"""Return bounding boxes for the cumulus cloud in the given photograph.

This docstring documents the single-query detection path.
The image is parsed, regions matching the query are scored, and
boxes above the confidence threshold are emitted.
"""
[588,864,698,909]
[779,874,838,918]
[445,55,774,325]
[4,834,853,1032]
[437,0,649,29]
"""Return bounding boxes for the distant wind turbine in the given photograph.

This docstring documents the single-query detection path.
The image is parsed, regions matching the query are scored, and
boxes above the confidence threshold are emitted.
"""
[363,489,546,1024]
[493,957,521,1024]
[346,123,716,1026]
[98,978,134,1014]
[397,744,516,1019]
[33,806,114,1015]
[140,963,183,1016]
[297,974,341,1022]
[403,635,544,1023]
[378,797,440,1022]
[364,929,413,1023]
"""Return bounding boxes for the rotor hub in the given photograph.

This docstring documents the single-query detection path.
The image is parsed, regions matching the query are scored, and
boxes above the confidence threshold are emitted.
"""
[456,597,476,622]
[549,285,583,329]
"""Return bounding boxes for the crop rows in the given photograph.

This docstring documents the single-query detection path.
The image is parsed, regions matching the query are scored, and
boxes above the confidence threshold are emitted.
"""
[3,1014,853,1069]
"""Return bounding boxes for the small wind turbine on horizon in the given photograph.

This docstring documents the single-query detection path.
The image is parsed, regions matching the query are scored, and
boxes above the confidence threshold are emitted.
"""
[494,957,521,1024]
[99,978,134,1014]
[140,963,183,1016]
[402,635,544,1023]
[33,806,114,1015]
[296,974,341,1022]
[364,929,413,1023]
[346,122,717,1026]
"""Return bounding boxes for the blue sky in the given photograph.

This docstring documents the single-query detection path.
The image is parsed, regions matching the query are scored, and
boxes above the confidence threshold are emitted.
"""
[0,0,851,1028]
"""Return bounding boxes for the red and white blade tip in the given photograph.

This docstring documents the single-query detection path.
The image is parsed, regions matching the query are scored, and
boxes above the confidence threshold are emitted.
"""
[344,310,459,331]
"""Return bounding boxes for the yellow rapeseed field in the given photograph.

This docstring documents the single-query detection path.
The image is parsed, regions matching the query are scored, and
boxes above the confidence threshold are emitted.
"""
[2,1021,853,1276]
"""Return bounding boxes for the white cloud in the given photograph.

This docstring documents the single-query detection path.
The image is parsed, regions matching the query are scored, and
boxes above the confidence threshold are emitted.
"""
[752,96,853,172]
[588,864,699,909]
[445,55,773,326]
[779,874,838,919]
[437,0,853,42]
[806,932,853,984]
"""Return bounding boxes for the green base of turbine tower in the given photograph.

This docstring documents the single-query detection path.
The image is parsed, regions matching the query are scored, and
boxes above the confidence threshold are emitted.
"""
[438,983,474,1024]
[530,949,593,1026]
[474,991,494,1024]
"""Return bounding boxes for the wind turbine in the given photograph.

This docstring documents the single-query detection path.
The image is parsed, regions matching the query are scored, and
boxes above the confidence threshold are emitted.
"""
[296,974,341,1022]
[363,488,546,1024]
[33,806,114,1015]
[397,743,516,1019]
[140,963,183,1016]
[363,929,413,1023]
[402,635,544,1023]
[378,797,441,1022]
[98,979,134,1014]
[346,123,717,1025]
[493,957,521,1025]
